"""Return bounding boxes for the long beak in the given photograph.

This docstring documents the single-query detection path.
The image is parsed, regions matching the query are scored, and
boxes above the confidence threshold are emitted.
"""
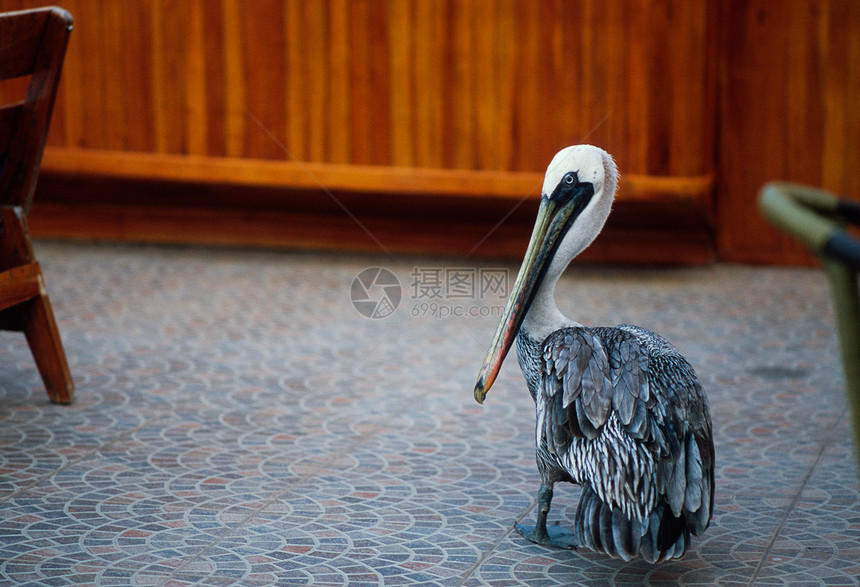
[473,196,568,403]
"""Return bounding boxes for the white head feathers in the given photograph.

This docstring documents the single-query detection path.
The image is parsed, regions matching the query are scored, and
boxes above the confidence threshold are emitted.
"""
[542,144,618,203]
[523,145,620,339]
[546,144,618,270]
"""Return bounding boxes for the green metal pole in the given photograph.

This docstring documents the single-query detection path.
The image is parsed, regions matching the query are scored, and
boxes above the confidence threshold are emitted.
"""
[823,259,860,470]
[760,183,860,473]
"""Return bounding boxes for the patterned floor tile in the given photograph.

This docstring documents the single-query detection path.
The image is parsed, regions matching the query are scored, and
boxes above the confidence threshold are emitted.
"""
[0,242,858,585]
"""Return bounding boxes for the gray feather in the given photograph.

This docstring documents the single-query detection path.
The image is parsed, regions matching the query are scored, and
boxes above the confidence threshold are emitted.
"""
[640,509,661,563]
[667,445,687,517]
[574,489,587,547]
[625,394,649,438]
[600,502,615,557]
[638,352,651,403]
[613,379,637,425]
[575,396,600,439]
[552,389,567,427]
[611,508,635,561]
[693,475,712,533]
[587,491,602,551]
[552,425,568,455]
[684,432,704,512]
[562,363,581,405]
[580,335,612,429]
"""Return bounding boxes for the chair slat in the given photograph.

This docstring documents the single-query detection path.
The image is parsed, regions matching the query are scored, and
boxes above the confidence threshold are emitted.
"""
[0,9,50,80]
[0,103,24,157]
[0,262,40,311]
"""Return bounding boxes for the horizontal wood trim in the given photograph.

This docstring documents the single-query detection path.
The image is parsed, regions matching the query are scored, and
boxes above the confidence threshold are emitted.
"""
[28,200,715,265]
[41,147,714,205]
[32,147,716,264]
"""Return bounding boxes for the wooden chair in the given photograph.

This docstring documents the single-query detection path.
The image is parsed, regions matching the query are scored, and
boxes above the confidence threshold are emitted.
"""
[0,7,73,403]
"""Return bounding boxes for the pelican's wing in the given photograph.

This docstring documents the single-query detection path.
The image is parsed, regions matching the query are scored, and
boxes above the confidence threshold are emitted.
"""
[620,325,715,538]
[541,325,714,537]
[541,328,613,454]
[542,326,652,447]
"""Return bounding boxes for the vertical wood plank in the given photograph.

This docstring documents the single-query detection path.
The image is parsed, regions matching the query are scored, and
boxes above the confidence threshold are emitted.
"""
[387,0,414,167]
[366,0,392,165]
[511,1,539,171]
[590,0,617,160]
[346,0,392,166]
[327,0,351,164]
[451,0,475,169]
[645,0,670,174]
[786,1,821,188]
[77,0,107,149]
[285,0,308,161]
[149,0,167,152]
[718,1,786,258]
[185,0,207,156]
[493,0,515,170]
[579,0,599,159]
[56,0,82,148]
[347,0,370,164]
[668,0,696,175]
[821,0,848,193]
[163,0,192,154]
[473,0,498,170]
[120,0,155,153]
[202,0,226,157]
[243,0,285,160]
[305,0,328,162]
[547,0,581,162]
[844,1,860,199]
[626,1,650,174]
[413,0,444,169]
[101,1,125,151]
[221,0,245,158]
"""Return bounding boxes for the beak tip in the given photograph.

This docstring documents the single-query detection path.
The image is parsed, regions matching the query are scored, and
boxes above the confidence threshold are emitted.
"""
[473,379,486,404]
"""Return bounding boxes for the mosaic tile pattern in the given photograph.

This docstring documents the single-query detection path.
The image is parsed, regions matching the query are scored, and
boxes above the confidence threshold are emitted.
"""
[1,241,858,586]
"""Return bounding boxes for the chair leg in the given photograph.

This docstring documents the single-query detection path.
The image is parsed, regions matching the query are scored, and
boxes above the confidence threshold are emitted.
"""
[22,291,74,404]
[0,207,74,403]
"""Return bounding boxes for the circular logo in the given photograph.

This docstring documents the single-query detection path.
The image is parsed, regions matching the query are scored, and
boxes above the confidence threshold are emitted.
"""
[350,267,402,319]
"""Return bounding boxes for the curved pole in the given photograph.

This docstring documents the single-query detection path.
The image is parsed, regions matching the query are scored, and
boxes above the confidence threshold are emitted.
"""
[759,182,860,473]
[759,182,860,268]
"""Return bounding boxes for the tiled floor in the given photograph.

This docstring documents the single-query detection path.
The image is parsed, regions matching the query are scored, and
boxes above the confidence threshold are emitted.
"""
[1,241,858,586]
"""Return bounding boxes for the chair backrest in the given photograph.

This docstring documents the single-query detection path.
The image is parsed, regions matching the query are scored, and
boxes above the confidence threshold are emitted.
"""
[0,7,72,212]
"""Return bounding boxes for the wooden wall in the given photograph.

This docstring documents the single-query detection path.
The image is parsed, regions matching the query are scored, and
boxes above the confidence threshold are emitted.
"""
[11,0,714,176]
[718,0,860,264]
[0,0,858,264]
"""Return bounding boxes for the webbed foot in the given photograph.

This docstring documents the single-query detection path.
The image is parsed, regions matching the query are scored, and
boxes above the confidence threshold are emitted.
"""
[514,521,578,550]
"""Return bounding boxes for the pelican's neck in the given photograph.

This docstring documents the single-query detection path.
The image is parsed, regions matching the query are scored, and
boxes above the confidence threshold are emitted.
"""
[520,257,580,343]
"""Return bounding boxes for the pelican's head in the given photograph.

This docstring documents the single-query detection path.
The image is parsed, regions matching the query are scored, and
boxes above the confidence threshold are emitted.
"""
[473,145,618,403]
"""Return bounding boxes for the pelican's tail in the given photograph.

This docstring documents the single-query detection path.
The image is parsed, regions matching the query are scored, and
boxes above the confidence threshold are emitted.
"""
[573,486,691,563]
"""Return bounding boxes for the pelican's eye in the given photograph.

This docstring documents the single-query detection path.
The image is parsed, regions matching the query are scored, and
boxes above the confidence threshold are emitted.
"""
[564,174,575,185]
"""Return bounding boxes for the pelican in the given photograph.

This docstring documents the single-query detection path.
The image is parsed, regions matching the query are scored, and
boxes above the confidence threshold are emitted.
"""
[474,145,714,562]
